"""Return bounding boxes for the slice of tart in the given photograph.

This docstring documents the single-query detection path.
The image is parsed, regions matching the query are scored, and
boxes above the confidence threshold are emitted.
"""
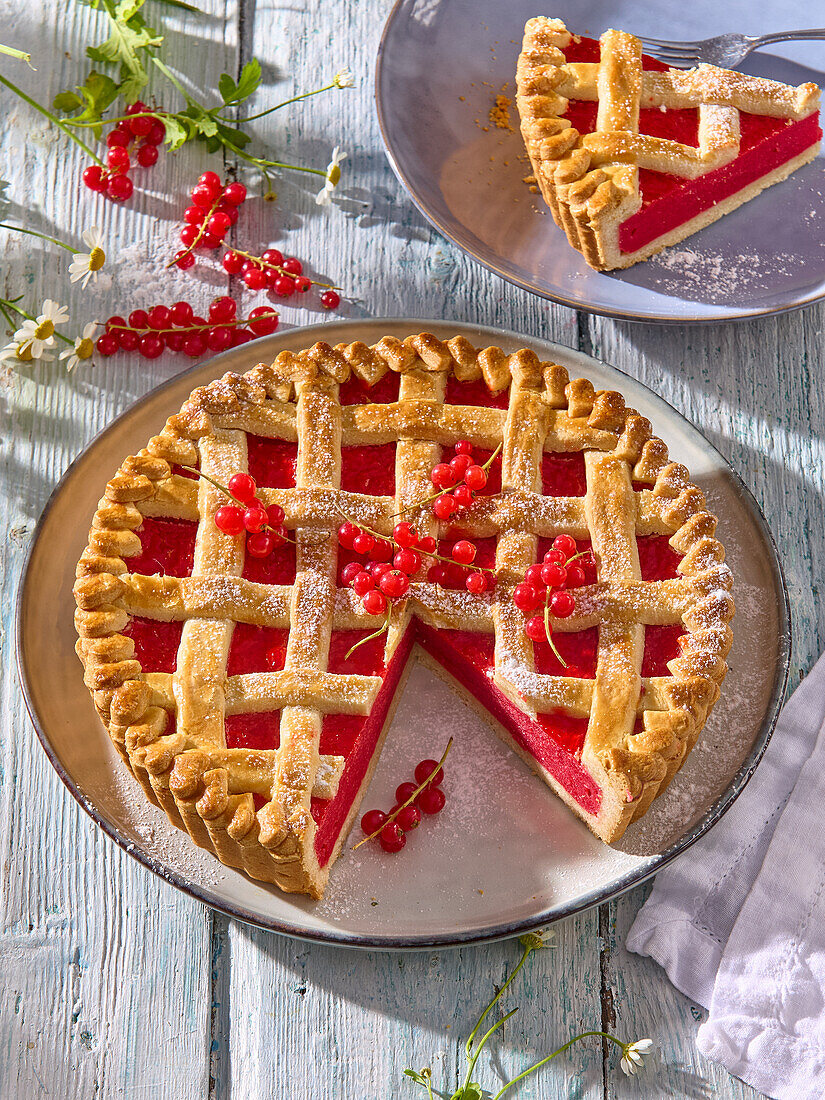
[74,333,733,898]
[516,17,822,270]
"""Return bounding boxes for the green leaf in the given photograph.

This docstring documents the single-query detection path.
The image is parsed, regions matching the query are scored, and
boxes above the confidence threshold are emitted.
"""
[161,114,189,150]
[219,59,261,105]
[53,91,82,113]
[218,72,237,104]
[53,71,120,135]
[454,1084,485,1100]
[86,0,162,98]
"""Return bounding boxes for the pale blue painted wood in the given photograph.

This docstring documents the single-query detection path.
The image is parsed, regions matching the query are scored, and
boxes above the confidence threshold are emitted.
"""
[1,0,818,1096]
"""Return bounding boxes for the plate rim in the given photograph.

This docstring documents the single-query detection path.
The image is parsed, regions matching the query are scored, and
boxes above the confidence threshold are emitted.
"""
[374,0,825,325]
[16,317,792,949]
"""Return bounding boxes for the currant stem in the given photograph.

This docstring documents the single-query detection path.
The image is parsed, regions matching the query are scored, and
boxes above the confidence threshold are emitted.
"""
[167,191,223,268]
[228,246,339,289]
[392,442,502,519]
[103,312,279,335]
[0,73,103,163]
[343,608,392,663]
[542,592,568,668]
[218,80,341,124]
[352,738,453,850]
[177,464,296,543]
[0,224,77,253]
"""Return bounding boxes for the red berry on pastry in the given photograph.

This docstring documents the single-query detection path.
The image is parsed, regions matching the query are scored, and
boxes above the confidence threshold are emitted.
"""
[553,534,577,558]
[550,590,575,618]
[352,532,376,555]
[362,590,387,616]
[450,453,473,478]
[430,463,455,489]
[246,531,275,557]
[368,539,393,563]
[337,521,360,548]
[566,565,586,588]
[266,503,285,526]
[454,440,473,455]
[341,562,362,586]
[432,494,456,520]
[525,564,545,589]
[541,562,567,588]
[393,522,418,547]
[214,504,245,536]
[379,569,410,599]
[351,571,374,596]
[427,564,448,585]
[465,572,486,594]
[228,473,257,504]
[393,548,421,575]
[513,582,541,613]
[543,548,565,564]
[463,465,487,491]
[243,506,268,533]
[418,535,437,554]
[451,540,476,565]
[451,484,473,509]
[525,615,548,642]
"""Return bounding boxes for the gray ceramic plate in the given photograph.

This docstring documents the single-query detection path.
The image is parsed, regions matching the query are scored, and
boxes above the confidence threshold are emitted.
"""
[17,320,790,947]
[376,0,825,323]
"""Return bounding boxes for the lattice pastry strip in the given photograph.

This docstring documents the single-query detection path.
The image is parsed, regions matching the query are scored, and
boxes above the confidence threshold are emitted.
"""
[75,332,734,898]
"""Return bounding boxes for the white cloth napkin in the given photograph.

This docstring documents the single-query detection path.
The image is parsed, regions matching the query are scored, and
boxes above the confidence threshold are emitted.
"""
[626,652,825,1100]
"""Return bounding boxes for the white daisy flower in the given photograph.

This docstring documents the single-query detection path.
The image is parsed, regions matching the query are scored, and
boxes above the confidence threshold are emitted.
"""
[333,68,355,88]
[315,146,348,205]
[519,927,555,950]
[0,337,54,365]
[68,226,106,288]
[60,322,97,373]
[620,1038,655,1076]
[14,299,70,358]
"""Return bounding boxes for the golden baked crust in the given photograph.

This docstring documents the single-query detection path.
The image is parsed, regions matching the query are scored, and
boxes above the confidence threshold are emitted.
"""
[74,332,734,897]
[516,17,821,270]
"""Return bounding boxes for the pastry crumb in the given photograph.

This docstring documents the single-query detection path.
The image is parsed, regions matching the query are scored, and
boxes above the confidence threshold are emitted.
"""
[489,94,513,130]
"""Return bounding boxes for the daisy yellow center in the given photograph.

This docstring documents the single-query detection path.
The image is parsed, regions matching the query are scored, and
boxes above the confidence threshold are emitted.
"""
[34,319,54,340]
[327,165,341,187]
[88,247,105,272]
[16,343,33,362]
[76,337,94,360]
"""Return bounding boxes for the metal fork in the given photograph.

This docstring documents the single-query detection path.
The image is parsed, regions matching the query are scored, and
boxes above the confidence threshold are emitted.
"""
[637,28,825,69]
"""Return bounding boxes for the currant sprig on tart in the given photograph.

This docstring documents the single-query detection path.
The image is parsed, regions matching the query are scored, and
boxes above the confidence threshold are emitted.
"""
[74,332,734,899]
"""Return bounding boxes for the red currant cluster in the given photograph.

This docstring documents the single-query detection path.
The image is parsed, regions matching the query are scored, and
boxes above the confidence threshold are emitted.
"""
[512,534,596,646]
[222,247,341,309]
[210,472,290,559]
[337,519,430,616]
[428,440,499,521]
[82,102,165,202]
[94,297,278,360]
[360,755,447,853]
[173,172,248,270]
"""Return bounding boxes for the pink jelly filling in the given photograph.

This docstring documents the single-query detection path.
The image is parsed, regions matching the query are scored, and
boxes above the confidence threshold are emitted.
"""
[124,517,197,577]
[637,535,683,581]
[340,444,396,495]
[227,624,289,675]
[242,540,296,585]
[225,711,280,751]
[542,452,587,496]
[642,624,685,677]
[445,375,510,408]
[124,617,183,673]
[246,436,297,488]
[562,37,822,254]
[339,371,400,406]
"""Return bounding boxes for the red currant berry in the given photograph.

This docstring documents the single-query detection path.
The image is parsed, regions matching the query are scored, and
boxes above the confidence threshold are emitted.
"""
[105,315,126,333]
[248,306,279,336]
[450,453,472,478]
[198,171,222,189]
[282,257,302,276]
[126,101,147,115]
[369,539,393,563]
[464,465,487,491]
[269,526,288,548]
[525,564,545,589]
[208,211,232,238]
[128,309,149,330]
[266,504,285,527]
[352,532,375,555]
[418,535,437,554]
[107,146,130,172]
[466,572,487,594]
[107,129,130,149]
[362,589,387,616]
[107,174,133,202]
[294,276,312,294]
[138,333,164,359]
[214,201,238,225]
[393,522,418,548]
[208,296,236,324]
[191,182,220,208]
[174,250,195,270]
[361,809,387,835]
[96,332,118,357]
[341,562,362,586]
[228,473,257,504]
[395,805,421,831]
[550,590,575,618]
[262,248,284,267]
[243,506,268,533]
[379,823,406,853]
[214,504,245,536]
[117,329,140,352]
[136,143,159,168]
[395,781,418,804]
[130,114,154,138]
[222,250,244,275]
[169,301,193,326]
[525,616,548,642]
[229,328,253,346]
[369,562,391,581]
[247,531,275,558]
[432,494,456,520]
[553,534,577,558]
[351,570,374,596]
[320,290,341,310]
[264,645,286,670]
[82,165,108,192]
[244,267,267,291]
[513,582,541,613]
[451,484,473,510]
[147,305,172,330]
[566,565,586,588]
[165,331,184,352]
[393,548,421,575]
[541,562,567,588]
[338,522,360,549]
[427,564,448,585]
[379,569,410,599]
[180,225,199,248]
[183,205,205,226]
[430,463,455,489]
[452,540,476,565]
[454,441,473,455]
[207,327,232,352]
[543,548,565,565]
[223,181,247,205]
[417,786,446,815]
[147,120,166,145]
[200,232,221,250]
[414,759,444,786]
[272,275,295,298]
[183,333,207,357]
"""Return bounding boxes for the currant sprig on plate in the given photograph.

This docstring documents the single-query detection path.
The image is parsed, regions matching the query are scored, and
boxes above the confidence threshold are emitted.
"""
[355,739,452,853]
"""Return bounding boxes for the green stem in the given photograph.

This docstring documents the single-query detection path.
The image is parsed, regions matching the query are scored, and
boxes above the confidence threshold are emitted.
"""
[0,73,102,162]
[343,608,392,664]
[465,943,532,1060]
[461,1009,519,1095]
[542,592,568,668]
[0,223,77,253]
[150,54,195,105]
[0,43,34,68]
[491,1032,626,1100]
[353,738,453,847]
[0,297,72,344]
[219,81,338,124]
